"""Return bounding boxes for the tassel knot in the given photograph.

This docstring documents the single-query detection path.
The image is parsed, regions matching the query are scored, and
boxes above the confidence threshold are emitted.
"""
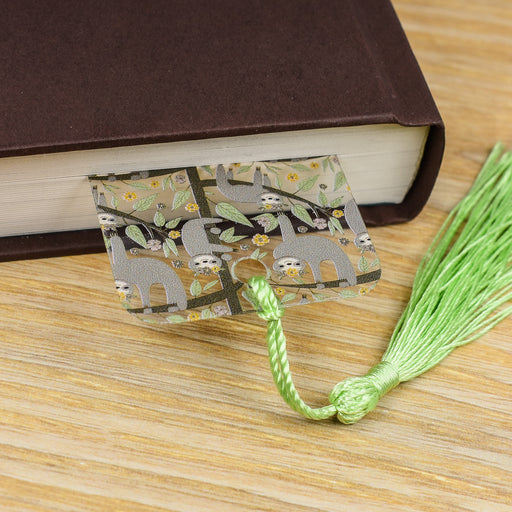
[329,362,400,424]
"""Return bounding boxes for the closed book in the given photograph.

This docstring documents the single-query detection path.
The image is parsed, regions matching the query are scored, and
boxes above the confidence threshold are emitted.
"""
[0,0,444,261]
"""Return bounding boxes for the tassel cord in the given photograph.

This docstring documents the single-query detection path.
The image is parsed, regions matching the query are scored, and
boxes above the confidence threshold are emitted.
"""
[410,146,512,301]
[413,190,512,301]
[386,264,512,380]
[383,152,512,379]
[392,272,511,363]
[395,183,512,360]
[250,277,337,419]
[267,315,336,420]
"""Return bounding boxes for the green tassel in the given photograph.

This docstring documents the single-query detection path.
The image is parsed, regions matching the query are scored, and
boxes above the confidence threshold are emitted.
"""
[248,143,512,424]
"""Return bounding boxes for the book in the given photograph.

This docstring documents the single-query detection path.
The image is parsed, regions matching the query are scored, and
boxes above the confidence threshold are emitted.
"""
[0,0,444,261]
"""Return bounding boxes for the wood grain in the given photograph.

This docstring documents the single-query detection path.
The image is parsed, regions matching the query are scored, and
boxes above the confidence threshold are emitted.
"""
[1,1,511,510]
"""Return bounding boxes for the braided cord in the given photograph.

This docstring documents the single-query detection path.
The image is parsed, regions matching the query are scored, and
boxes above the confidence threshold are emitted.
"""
[247,276,399,423]
[248,276,337,420]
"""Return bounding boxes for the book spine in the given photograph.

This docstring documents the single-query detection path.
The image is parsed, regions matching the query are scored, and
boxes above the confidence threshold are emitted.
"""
[351,0,445,225]
[351,0,442,127]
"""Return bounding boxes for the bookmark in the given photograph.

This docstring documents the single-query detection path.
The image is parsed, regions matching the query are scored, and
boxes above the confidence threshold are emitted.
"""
[89,145,512,424]
[89,156,380,323]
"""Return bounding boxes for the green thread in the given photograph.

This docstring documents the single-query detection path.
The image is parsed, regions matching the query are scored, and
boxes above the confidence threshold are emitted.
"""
[249,143,512,424]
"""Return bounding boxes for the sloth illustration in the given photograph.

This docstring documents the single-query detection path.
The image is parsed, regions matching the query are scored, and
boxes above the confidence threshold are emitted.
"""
[115,280,133,300]
[109,235,187,312]
[216,164,283,209]
[93,186,121,231]
[272,256,306,276]
[259,192,283,210]
[344,199,375,252]
[273,214,356,285]
[181,217,233,272]
[97,212,120,228]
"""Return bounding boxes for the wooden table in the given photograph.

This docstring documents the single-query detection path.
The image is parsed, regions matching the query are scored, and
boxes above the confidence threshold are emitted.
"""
[1,1,511,510]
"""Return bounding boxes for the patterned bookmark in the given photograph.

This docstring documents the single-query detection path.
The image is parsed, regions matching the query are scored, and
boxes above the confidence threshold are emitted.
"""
[89,156,380,324]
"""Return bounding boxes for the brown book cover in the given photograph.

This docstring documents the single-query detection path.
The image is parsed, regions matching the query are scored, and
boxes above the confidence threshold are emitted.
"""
[0,0,444,261]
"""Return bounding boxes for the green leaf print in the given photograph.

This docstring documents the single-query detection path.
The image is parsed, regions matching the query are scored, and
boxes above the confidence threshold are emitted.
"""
[203,279,219,291]
[328,219,336,236]
[371,257,381,268]
[358,255,370,272]
[128,182,152,190]
[165,217,182,229]
[339,289,358,298]
[329,197,344,208]
[290,163,313,173]
[236,165,252,175]
[215,202,253,227]
[296,174,319,192]
[164,238,179,256]
[318,191,329,207]
[329,216,344,235]
[154,211,166,227]
[334,172,347,191]
[125,225,148,248]
[219,227,247,243]
[201,308,213,319]
[166,315,187,323]
[201,165,214,176]
[172,190,191,210]
[133,194,157,211]
[291,204,315,227]
[163,175,172,191]
[190,279,202,297]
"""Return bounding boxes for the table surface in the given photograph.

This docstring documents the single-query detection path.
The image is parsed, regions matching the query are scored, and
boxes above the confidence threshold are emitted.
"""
[1,1,511,511]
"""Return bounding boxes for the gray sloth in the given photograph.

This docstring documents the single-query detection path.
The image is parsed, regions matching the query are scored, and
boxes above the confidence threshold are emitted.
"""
[181,217,233,271]
[216,164,283,209]
[344,199,375,252]
[98,212,120,228]
[93,187,121,229]
[273,215,356,285]
[109,235,187,311]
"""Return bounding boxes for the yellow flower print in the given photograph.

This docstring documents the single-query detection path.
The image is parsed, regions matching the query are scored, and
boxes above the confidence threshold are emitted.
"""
[332,209,344,218]
[150,180,160,188]
[185,203,199,212]
[168,230,181,239]
[286,267,299,277]
[188,311,201,321]
[310,162,319,169]
[263,203,274,210]
[287,172,299,182]
[275,287,286,296]
[123,191,137,201]
[252,233,270,246]
[359,287,369,295]
[211,265,221,273]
